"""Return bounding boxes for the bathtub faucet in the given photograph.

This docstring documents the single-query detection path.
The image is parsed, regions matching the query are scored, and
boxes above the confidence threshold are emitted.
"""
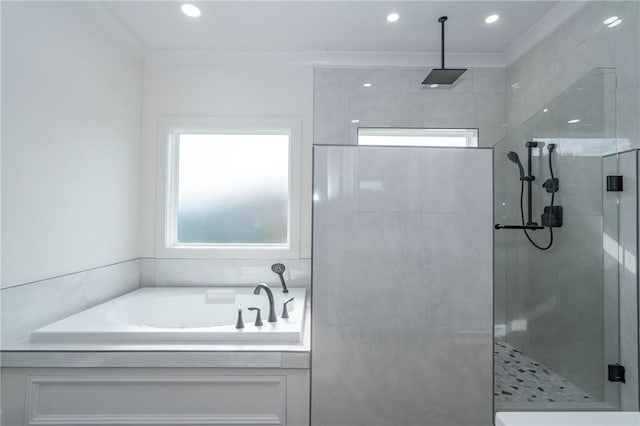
[253,283,277,323]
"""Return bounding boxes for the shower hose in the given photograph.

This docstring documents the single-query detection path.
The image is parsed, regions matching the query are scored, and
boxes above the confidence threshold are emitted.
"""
[520,147,556,250]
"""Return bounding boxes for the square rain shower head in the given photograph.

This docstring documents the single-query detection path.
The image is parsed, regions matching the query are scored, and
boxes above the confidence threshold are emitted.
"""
[422,68,467,85]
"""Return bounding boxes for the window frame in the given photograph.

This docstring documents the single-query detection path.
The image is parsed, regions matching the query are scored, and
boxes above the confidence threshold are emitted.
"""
[357,127,479,148]
[156,116,301,259]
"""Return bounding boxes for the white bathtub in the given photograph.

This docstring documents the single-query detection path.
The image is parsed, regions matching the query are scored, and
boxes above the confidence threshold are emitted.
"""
[30,287,307,344]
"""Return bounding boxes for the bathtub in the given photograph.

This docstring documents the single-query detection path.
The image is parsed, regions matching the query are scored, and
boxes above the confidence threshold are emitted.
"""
[30,287,307,344]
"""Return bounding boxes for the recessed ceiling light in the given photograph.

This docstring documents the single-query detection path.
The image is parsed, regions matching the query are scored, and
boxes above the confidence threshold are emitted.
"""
[568,119,580,124]
[603,16,619,25]
[181,3,201,18]
[485,14,500,24]
[430,84,439,88]
[387,13,400,23]
[351,119,360,124]
[608,18,623,28]
[543,108,549,112]
[363,83,372,88]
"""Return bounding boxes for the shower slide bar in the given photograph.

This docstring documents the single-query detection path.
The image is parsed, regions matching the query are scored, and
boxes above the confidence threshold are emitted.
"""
[494,141,549,233]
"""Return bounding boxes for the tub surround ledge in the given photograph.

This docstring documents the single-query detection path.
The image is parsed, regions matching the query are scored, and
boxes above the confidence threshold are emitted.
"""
[0,349,310,369]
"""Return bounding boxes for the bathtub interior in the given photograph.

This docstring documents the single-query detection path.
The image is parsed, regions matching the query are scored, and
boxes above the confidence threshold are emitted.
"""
[29,286,308,344]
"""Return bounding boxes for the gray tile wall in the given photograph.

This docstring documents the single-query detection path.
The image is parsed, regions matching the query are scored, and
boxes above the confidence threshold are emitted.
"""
[506,1,640,149]
[311,146,493,426]
[314,67,506,147]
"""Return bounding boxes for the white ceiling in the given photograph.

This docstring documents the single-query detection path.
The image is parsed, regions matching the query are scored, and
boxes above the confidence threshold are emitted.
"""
[102,1,560,54]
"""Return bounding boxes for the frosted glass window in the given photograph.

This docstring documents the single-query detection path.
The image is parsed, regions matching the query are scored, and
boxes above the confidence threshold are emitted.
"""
[358,128,478,147]
[175,133,289,245]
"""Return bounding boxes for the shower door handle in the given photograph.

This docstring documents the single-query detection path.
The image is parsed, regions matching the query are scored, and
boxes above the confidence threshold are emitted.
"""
[494,224,545,230]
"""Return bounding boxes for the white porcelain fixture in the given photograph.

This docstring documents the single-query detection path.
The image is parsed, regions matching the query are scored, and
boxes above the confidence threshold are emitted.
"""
[30,287,307,343]
[496,411,640,426]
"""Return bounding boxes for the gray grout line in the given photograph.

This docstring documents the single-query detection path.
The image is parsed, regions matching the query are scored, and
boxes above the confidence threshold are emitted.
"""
[1,258,141,291]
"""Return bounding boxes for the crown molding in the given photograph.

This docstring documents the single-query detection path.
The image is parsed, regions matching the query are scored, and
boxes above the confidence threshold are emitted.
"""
[75,1,585,70]
[75,1,146,60]
[504,1,588,66]
[78,1,584,69]
[145,50,505,68]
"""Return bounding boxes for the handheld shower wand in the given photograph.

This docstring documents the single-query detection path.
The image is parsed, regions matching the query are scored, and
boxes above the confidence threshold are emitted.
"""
[271,263,289,293]
[507,151,525,181]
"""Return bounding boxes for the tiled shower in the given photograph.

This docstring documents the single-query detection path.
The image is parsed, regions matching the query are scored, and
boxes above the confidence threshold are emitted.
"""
[494,68,631,410]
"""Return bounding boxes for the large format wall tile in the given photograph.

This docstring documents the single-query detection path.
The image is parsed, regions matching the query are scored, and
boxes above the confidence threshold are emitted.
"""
[312,146,493,426]
[314,67,506,147]
[312,327,492,426]
[419,148,493,214]
[506,1,640,149]
[1,260,140,347]
[357,148,421,212]
[143,258,311,288]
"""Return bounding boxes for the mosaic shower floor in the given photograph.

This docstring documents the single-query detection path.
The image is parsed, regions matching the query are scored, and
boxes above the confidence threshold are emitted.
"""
[494,342,595,403]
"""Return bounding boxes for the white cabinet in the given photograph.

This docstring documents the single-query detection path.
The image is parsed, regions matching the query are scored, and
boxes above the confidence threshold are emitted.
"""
[2,368,310,426]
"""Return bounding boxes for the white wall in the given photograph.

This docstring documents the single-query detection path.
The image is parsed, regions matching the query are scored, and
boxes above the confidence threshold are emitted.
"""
[140,62,314,260]
[1,2,143,288]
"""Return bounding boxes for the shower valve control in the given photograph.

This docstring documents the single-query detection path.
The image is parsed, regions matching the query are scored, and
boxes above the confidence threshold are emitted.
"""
[607,176,623,192]
[608,364,626,383]
[543,178,559,193]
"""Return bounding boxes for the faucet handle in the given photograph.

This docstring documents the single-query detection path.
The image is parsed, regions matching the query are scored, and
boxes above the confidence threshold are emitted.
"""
[235,305,244,329]
[281,297,295,319]
[248,307,263,327]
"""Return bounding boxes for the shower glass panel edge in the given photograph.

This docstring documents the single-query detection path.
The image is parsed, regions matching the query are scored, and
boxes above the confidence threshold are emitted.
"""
[493,68,621,412]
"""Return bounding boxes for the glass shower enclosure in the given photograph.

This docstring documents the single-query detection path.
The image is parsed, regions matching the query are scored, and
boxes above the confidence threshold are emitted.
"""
[494,68,624,411]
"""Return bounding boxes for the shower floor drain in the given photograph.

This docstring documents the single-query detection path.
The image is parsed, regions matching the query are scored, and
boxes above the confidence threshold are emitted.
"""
[494,342,595,403]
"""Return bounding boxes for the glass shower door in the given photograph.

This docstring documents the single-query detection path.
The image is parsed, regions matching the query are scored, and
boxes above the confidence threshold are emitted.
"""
[494,68,622,411]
